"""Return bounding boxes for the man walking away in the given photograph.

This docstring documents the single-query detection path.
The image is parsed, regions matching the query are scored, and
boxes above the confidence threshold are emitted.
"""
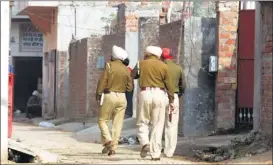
[96,45,133,156]
[132,46,174,161]
[122,58,134,118]
[161,48,186,158]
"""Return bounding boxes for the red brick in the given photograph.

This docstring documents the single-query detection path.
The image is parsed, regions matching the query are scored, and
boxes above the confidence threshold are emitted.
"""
[217,83,232,90]
[226,39,236,45]
[219,45,230,51]
[220,32,230,39]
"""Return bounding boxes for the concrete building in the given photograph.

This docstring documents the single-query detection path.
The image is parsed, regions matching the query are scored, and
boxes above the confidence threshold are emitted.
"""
[17,1,117,119]
[10,1,44,113]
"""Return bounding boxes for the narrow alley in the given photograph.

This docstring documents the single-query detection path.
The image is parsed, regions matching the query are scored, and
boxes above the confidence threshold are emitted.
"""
[10,119,272,164]
[1,1,272,164]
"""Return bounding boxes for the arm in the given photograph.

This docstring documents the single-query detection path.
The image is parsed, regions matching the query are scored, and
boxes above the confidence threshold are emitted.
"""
[131,62,140,79]
[178,68,186,97]
[163,67,174,104]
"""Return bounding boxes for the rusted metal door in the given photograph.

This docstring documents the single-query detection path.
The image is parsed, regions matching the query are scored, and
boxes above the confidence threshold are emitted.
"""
[236,10,255,128]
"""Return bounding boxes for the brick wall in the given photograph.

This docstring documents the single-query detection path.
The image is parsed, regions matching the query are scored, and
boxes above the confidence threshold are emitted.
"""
[101,33,125,61]
[68,39,89,119]
[139,17,160,57]
[55,51,68,118]
[260,2,272,135]
[215,2,239,129]
[86,36,103,116]
[159,20,181,63]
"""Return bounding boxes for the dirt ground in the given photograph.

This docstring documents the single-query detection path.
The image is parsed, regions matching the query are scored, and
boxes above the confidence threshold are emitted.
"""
[10,121,272,164]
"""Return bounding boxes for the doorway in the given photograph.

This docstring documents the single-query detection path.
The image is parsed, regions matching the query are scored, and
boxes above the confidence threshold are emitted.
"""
[13,57,43,112]
[236,10,255,130]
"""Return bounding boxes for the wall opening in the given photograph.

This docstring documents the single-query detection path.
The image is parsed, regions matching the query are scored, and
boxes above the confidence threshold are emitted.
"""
[13,57,43,113]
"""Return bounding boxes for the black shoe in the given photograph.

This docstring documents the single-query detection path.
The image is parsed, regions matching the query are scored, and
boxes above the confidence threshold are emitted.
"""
[151,158,160,161]
[140,144,150,158]
[102,141,113,154]
[108,150,116,156]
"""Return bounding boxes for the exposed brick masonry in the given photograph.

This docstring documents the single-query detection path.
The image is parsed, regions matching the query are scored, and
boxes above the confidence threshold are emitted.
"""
[159,20,181,63]
[56,51,68,118]
[260,2,272,135]
[68,39,89,119]
[215,2,239,129]
[86,37,103,116]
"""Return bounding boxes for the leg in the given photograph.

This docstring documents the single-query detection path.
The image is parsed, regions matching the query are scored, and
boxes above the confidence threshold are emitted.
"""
[149,90,167,159]
[137,90,152,158]
[164,94,179,157]
[98,94,114,150]
[111,93,127,152]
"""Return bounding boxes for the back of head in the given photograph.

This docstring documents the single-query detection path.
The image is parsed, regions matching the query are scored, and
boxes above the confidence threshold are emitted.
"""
[112,45,128,61]
[145,46,162,59]
[161,48,174,60]
[123,58,130,66]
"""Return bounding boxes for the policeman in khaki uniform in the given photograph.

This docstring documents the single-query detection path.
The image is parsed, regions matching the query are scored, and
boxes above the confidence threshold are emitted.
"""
[161,48,186,158]
[96,45,133,156]
[132,46,174,161]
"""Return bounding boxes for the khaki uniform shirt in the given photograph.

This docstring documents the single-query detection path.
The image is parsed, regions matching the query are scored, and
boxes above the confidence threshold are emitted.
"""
[132,56,174,103]
[165,60,186,94]
[96,60,133,97]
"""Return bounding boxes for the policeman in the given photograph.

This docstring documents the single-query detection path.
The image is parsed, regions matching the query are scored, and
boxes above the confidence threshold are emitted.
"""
[161,48,186,158]
[132,46,174,161]
[122,58,134,118]
[96,45,133,156]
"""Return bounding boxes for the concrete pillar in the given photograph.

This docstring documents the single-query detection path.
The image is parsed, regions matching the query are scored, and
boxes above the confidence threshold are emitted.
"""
[253,2,262,131]
[215,1,239,129]
[1,1,10,163]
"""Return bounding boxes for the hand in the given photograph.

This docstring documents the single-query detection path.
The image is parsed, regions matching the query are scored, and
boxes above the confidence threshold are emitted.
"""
[169,103,174,112]
[96,95,101,105]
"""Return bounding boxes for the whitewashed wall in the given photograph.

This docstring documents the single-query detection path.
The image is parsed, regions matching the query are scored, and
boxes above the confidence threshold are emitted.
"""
[10,21,43,57]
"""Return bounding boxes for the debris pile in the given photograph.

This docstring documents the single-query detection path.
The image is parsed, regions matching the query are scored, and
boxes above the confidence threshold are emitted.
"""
[118,136,139,145]
[194,130,272,162]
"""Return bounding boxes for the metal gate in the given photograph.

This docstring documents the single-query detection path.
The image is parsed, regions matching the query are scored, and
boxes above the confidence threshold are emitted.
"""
[236,10,255,128]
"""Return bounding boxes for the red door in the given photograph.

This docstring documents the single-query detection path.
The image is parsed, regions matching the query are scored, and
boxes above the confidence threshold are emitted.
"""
[237,10,255,127]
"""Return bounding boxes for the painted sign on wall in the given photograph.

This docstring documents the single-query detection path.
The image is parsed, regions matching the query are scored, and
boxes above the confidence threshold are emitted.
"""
[19,23,43,52]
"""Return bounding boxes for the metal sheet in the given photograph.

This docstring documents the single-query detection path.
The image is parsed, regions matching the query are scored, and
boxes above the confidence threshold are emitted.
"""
[238,10,255,60]
[237,60,254,107]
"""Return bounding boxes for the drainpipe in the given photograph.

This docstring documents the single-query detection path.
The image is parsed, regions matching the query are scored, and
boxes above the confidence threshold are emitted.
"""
[253,2,262,131]
[1,1,10,163]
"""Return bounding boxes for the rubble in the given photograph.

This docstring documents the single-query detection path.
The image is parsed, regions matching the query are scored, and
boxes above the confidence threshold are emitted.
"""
[118,136,139,145]
[193,130,272,162]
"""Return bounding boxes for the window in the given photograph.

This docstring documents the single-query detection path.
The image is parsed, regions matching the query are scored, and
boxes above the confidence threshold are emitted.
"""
[19,23,43,52]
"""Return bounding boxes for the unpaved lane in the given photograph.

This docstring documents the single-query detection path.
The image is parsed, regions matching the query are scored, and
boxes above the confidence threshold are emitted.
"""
[11,122,196,164]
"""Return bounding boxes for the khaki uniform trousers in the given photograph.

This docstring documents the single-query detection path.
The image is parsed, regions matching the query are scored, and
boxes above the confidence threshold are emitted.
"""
[98,92,127,151]
[164,93,179,157]
[137,88,167,158]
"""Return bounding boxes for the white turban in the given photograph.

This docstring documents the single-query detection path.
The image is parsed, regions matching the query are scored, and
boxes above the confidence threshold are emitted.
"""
[112,45,128,61]
[32,90,39,96]
[146,46,162,58]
